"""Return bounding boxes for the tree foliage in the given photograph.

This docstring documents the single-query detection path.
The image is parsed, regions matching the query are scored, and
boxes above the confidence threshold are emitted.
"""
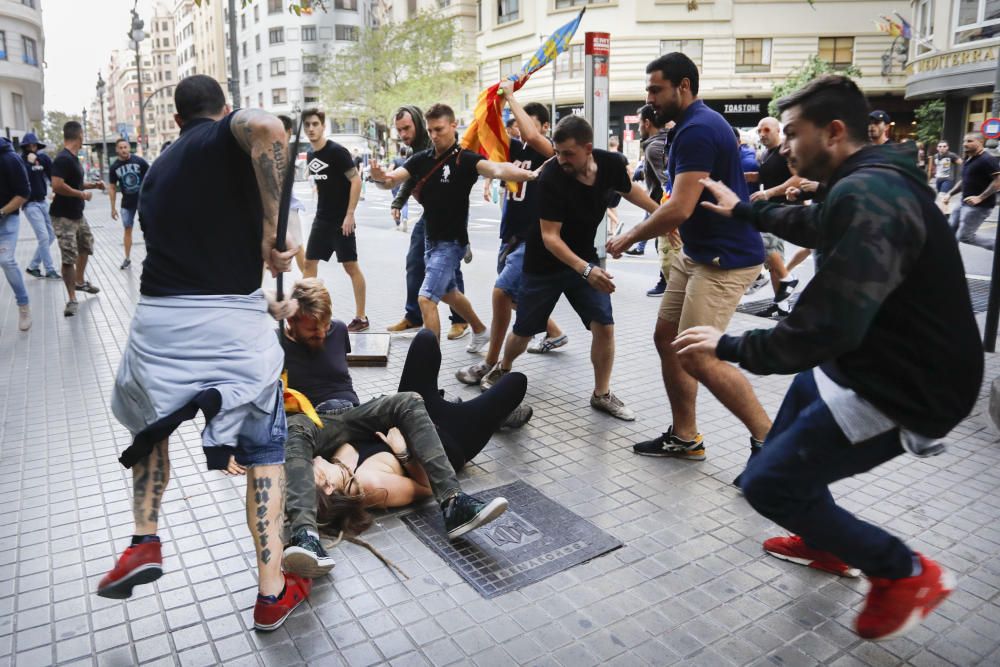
[42,110,82,145]
[914,99,945,146]
[768,55,862,117]
[194,0,326,15]
[318,11,475,127]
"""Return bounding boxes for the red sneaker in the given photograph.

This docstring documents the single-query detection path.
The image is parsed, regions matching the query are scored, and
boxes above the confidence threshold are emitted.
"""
[253,573,311,632]
[96,541,163,599]
[763,535,861,578]
[856,553,955,641]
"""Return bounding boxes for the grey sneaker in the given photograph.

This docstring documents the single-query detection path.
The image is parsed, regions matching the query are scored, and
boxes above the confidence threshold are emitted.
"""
[480,363,509,391]
[75,281,100,294]
[17,305,31,331]
[456,360,491,385]
[527,334,568,354]
[590,391,635,421]
[64,301,78,317]
[282,529,336,578]
[501,403,533,428]
[465,329,490,354]
[745,272,769,296]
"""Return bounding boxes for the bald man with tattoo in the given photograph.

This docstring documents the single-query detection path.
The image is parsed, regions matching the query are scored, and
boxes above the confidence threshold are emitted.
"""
[101,76,305,632]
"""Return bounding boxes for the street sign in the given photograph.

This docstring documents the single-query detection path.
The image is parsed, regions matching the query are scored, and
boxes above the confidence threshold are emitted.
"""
[624,115,639,124]
[623,129,635,142]
[585,32,611,262]
[983,118,1000,139]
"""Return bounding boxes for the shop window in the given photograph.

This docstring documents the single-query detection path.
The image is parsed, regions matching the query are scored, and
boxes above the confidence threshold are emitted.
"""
[736,38,772,73]
[818,37,854,68]
[660,39,703,68]
[956,0,1000,44]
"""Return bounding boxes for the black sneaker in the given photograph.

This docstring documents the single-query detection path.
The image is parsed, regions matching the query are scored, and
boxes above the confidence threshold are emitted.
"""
[733,437,764,488]
[500,403,533,429]
[75,281,100,294]
[774,277,799,303]
[633,426,705,459]
[25,267,42,278]
[120,258,132,270]
[646,277,666,297]
[282,529,336,578]
[442,493,508,540]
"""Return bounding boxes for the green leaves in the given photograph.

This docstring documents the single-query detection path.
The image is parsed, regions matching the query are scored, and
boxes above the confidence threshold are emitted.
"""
[768,55,862,117]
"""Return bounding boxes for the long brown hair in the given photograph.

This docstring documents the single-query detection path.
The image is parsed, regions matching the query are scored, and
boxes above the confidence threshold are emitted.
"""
[315,485,407,578]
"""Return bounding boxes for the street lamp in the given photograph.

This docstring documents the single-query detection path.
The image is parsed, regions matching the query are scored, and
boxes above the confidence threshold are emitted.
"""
[129,7,147,155]
[81,107,88,171]
[97,71,108,179]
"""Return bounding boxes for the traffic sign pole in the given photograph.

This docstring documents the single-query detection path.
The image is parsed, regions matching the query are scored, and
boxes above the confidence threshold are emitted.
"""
[585,32,611,264]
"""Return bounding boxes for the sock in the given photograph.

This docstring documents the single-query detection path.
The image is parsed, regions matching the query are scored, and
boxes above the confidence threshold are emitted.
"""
[257,584,287,605]
[911,554,922,577]
[131,534,160,546]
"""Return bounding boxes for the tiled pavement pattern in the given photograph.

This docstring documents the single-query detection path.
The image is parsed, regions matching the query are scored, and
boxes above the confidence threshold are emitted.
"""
[1,186,999,667]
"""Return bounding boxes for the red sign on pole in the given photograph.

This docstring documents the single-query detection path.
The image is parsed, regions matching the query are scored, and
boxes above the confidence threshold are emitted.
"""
[983,118,1000,139]
[624,115,639,124]
[586,32,610,56]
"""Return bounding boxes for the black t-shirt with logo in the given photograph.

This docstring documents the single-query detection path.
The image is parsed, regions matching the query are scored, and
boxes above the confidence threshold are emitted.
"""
[961,150,1000,208]
[403,143,485,244]
[757,146,794,203]
[49,148,85,220]
[280,321,360,407]
[500,138,549,243]
[109,154,150,210]
[139,112,264,297]
[933,152,960,181]
[308,140,355,223]
[525,149,631,275]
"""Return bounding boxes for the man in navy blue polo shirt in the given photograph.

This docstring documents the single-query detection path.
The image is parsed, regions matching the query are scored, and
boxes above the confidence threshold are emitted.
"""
[608,53,771,482]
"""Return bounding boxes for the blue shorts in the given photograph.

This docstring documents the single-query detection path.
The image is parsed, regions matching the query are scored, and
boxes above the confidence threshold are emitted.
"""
[494,242,525,301]
[120,207,136,229]
[512,267,614,337]
[419,239,466,303]
[228,382,287,468]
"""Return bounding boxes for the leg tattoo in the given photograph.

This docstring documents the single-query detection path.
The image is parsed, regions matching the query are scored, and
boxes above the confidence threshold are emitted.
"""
[254,477,272,564]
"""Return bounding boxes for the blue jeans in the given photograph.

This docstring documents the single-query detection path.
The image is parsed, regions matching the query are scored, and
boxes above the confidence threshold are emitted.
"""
[740,371,913,579]
[949,203,995,250]
[405,217,465,324]
[420,239,467,302]
[0,214,28,306]
[391,187,409,224]
[23,201,55,272]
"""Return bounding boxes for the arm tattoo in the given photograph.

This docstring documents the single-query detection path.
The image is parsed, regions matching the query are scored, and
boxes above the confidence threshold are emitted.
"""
[254,477,273,564]
[344,167,358,180]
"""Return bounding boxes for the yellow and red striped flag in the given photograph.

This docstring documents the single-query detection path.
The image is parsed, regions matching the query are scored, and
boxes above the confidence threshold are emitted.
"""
[462,9,585,163]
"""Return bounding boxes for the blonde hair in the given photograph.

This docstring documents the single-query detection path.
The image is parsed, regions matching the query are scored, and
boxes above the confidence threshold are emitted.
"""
[291,278,332,323]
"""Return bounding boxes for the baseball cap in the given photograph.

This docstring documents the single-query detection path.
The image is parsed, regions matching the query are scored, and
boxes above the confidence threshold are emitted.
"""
[869,110,891,124]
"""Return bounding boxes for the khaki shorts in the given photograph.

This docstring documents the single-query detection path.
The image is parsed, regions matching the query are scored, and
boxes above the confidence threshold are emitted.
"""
[658,250,762,331]
[658,233,681,280]
[54,216,94,266]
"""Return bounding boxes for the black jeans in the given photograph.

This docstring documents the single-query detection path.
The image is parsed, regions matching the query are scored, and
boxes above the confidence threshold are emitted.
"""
[405,217,466,325]
[740,371,913,579]
[398,329,528,471]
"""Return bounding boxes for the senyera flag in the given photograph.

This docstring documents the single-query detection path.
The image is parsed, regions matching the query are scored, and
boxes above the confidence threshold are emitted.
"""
[462,8,585,164]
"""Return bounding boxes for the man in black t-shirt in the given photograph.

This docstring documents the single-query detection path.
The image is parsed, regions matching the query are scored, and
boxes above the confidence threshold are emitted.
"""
[103,76,304,632]
[750,117,802,305]
[370,103,535,343]
[491,116,659,421]
[944,131,1000,250]
[108,138,150,270]
[50,121,106,316]
[301,108,369,332]
[456,82,565,388]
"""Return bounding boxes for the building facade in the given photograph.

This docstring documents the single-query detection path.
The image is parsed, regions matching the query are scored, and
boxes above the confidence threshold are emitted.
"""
[148,1,178,157]
[474,0,914,147]
[103,45,154,154]
[905,0,1000,149]
[233,0,370,128]
[0,0,44,143]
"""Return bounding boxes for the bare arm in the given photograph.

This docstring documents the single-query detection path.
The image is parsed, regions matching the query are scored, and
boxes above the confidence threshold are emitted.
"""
[230,108,296,275]
[107,183,118,218]
[499,80,554,158]
[751,174,804,202]
[0,195,27,216]
[968,173,1000,204]
[341,169,362,235]
[609,170,708,255]
[540,218,616,294]
[370,159,410,189]
[362,470,433,508]
[620,181,659,215]
[51,176,91,201]
[476,159,536,182]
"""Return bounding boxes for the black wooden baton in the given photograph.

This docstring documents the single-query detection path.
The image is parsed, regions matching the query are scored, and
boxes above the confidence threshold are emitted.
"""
[275,108,304,303]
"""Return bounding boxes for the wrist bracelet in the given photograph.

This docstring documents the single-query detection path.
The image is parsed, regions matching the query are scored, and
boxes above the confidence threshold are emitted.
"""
[395,451,411,464]
[582,263,595,279]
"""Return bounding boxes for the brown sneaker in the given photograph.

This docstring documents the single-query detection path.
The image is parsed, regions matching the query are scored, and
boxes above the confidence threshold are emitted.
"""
[447,323,470,340]
[386,318,419,333]
[347,317,370,333]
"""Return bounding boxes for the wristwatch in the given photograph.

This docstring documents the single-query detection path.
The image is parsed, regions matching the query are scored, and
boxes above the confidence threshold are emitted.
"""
[582,263,595,279]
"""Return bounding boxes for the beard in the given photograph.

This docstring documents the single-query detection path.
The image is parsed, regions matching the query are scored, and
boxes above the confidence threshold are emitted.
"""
[791,149,833,182]
[560,162,576,175]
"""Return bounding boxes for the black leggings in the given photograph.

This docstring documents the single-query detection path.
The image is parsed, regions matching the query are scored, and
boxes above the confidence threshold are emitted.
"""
[398,329,527,471]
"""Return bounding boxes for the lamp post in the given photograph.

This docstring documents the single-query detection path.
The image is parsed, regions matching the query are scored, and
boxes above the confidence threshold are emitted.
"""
[129,6,147,155]
[97,72,108,179]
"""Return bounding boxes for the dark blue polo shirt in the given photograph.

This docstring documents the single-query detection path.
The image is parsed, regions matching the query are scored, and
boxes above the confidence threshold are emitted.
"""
[21,150,51,202]
[667,100,765,269]
[139,112,264,297]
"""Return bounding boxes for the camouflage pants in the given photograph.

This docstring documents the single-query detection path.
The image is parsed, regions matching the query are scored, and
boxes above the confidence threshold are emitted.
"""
[54,216,93,266]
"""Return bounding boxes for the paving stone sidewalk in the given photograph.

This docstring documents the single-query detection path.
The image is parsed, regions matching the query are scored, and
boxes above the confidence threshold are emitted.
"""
[1,189,998,667]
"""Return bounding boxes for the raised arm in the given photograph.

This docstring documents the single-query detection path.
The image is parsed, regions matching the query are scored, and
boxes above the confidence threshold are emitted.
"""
[230,108,296,275]
[499,80,554,158]
[370,159,410,190]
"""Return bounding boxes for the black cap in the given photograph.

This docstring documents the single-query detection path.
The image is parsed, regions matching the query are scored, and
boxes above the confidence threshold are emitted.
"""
[869,110,891,124]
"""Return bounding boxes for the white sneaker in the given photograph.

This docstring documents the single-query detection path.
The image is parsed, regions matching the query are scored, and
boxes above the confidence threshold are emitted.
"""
[527,334,568,354]
[17,304,31,331]
[480,363,510,391]
[590,390,635,421]
[456,360,491,385]
[745,272,770,296]
[466,329,490,353]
